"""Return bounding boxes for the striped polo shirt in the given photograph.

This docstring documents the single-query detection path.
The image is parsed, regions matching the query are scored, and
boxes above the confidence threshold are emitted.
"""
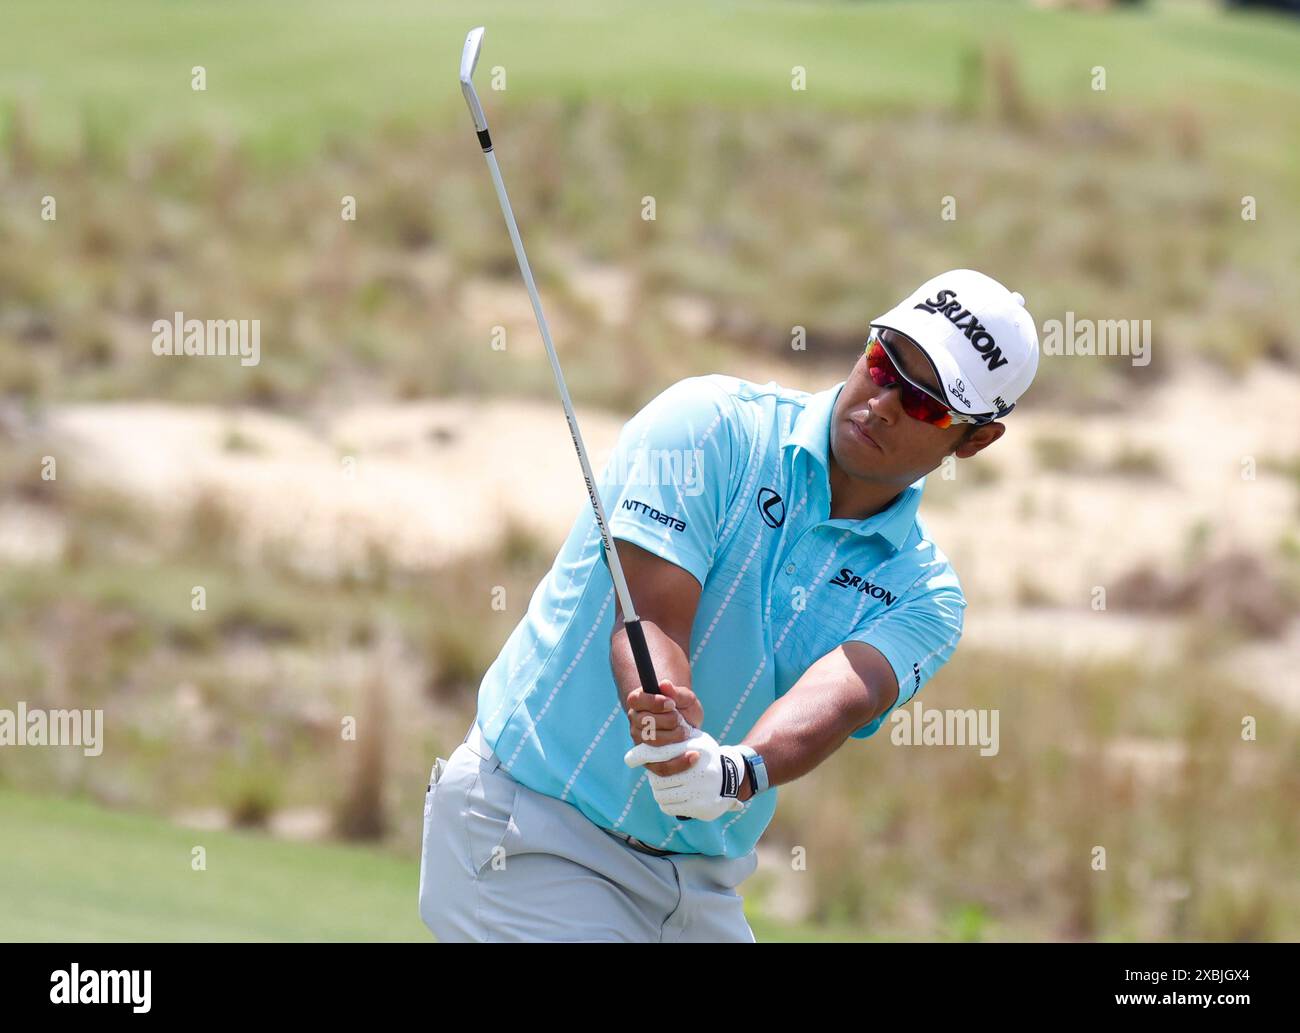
[475,374,966,859]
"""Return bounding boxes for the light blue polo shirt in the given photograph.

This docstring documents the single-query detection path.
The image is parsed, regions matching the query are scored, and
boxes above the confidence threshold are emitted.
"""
[476,375,966,858]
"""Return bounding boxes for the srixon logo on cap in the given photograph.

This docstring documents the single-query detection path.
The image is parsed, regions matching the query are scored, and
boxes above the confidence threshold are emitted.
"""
[915,289,1009,371]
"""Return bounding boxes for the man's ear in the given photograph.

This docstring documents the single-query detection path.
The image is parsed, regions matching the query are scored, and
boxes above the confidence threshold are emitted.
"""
[952,421,1005,459]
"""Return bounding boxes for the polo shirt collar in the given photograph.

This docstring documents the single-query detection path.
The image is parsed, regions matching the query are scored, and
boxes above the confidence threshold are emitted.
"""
[782,380,923,551]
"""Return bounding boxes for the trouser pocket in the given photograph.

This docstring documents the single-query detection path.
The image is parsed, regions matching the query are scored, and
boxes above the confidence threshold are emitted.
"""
[465,763,521,877]
[424,757,447,818]
[427,757,447,794]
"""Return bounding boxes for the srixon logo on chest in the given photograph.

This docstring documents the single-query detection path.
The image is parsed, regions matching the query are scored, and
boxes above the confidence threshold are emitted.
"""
[915,289,1009,371]
[828,568,898,606]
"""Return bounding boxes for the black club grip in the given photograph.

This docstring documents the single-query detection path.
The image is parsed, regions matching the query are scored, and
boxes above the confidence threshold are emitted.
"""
[623,618,692,823]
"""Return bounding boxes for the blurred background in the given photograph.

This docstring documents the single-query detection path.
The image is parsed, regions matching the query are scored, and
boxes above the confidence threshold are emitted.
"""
[1,0,1297,942]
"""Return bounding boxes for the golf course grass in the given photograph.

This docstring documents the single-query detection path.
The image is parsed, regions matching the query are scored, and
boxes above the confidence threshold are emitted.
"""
[3,0,1299,178]
[0,788,859,942]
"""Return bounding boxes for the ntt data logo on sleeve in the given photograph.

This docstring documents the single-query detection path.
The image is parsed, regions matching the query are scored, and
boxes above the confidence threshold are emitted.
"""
[50,965,151,1013]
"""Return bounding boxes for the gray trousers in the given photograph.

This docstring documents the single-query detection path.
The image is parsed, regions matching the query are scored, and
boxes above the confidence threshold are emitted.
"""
[418,721,759,942]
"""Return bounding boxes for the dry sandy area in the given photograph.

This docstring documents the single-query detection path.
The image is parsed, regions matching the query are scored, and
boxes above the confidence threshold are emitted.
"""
[32,359,1299,588]
[39,398,625,576]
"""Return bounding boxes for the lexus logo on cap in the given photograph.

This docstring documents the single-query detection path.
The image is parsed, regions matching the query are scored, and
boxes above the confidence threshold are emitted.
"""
[757,487,785,528]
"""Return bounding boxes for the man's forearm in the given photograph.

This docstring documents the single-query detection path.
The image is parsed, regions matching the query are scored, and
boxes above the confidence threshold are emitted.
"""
[609,619,691,710]
[737,646,895,800]
[735,697,851,800]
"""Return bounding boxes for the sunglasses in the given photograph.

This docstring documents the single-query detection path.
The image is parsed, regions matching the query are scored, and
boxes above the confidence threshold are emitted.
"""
[865,332,992,429]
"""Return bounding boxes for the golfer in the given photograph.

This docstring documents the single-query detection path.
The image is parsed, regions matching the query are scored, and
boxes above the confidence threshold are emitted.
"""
[419,268,1039,942]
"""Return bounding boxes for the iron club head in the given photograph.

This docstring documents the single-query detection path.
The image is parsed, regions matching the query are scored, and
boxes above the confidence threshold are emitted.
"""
[459,26,488,132]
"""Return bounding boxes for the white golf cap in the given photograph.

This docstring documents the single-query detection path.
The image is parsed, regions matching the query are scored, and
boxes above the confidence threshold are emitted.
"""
[870,269,1039,419]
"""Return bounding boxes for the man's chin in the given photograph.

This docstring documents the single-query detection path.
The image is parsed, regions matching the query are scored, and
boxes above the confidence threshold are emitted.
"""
[831,447,887,484]
[834,425,883,469]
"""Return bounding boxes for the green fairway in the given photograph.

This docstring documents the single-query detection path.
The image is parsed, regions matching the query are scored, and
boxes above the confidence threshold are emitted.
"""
[0,787,430,941]
[0,788,862,942]
[4,0,1299,167]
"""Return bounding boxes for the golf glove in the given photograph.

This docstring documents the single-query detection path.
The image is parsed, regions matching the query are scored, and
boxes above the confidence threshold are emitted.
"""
[624,724,748,822]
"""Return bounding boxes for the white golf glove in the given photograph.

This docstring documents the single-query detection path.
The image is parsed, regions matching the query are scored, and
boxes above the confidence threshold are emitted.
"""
[624,724,748,822]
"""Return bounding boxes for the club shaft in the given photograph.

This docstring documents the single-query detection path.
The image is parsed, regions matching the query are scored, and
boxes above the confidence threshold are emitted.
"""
[460,29,689,820]
[478,148,662,699]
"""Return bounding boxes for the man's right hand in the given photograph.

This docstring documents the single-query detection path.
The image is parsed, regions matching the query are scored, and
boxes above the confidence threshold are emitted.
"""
[625,679,704,777]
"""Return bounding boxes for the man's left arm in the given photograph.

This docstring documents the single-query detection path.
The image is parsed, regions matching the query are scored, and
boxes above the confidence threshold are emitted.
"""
[734,641,898,800]
[737,587,965,800]
[636,586,963,816]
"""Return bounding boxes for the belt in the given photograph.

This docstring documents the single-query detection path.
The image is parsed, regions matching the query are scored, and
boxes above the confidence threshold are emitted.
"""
[601,827,681,858]
[462,720,682,858]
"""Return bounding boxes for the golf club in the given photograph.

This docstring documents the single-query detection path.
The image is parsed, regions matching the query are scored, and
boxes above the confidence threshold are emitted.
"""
[459,28,694,818]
